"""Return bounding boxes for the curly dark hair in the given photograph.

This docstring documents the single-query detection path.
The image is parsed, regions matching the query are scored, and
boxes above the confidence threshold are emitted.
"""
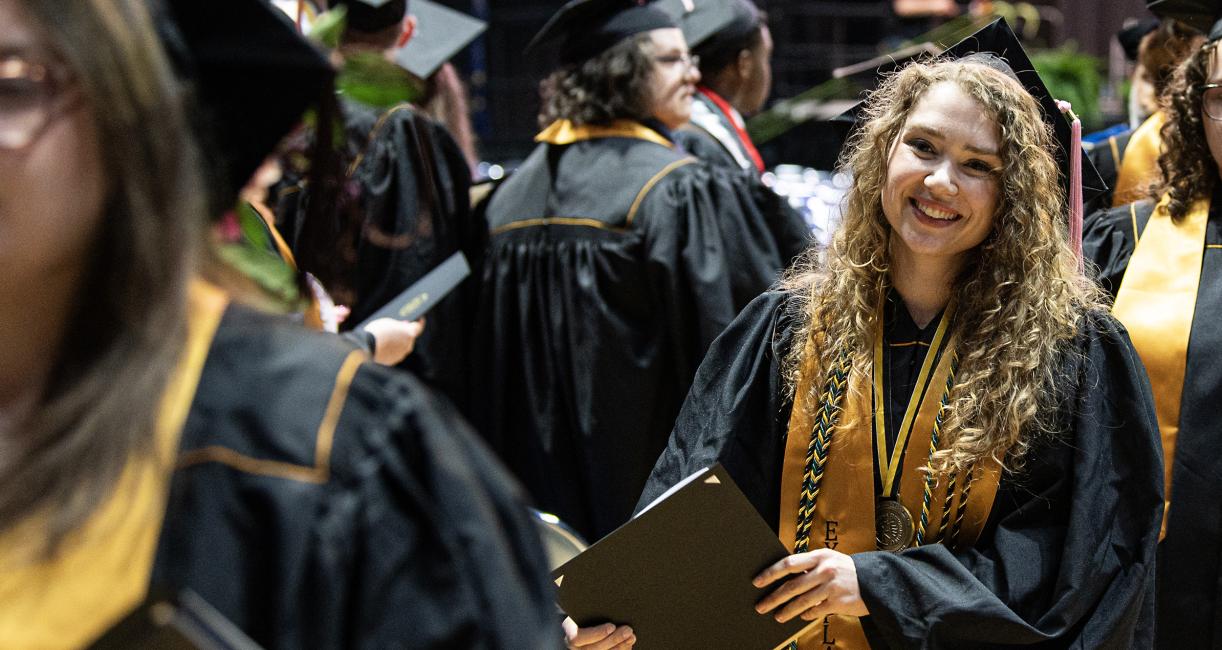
[1138,20,1204,99]
[538,33,656,128]
[1156,41,1215,219]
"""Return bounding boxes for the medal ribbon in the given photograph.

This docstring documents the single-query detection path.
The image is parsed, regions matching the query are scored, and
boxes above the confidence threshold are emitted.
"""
[873,305,954,498]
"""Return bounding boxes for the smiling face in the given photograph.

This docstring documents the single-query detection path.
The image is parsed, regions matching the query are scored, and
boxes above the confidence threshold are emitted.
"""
[645,27,700,130]
[881,81,1002,269]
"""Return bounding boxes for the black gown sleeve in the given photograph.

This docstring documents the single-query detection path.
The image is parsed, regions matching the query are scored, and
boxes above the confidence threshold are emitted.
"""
[853,312,1163,648]
[1082,201,1152,300]
[636,290,798,527]
[154,309,559,650]
[337,367,560,649]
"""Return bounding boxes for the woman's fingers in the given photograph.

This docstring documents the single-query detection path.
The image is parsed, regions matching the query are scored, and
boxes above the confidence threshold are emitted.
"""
[775,581,834,623]
[562,619,634,649]
[755,568,829,615]
[753,550,824,588]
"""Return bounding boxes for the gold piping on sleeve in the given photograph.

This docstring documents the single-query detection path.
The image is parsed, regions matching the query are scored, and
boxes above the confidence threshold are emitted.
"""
[314,350,364,474]
[626,157,698,225]
[1131,203,1140,246]
[1108,135,1122,170]
[491,216,621,235]
[347,104,415,176]
[175,349,367,483]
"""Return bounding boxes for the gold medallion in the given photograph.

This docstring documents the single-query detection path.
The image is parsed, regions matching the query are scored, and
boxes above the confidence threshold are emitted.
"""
[875,499,914,552]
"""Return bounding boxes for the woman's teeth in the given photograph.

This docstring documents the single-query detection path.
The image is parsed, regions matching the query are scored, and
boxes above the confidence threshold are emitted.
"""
[914,200,958,220]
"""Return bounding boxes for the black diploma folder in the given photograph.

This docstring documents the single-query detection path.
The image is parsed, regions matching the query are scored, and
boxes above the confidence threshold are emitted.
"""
[554,464,812,649]
[356,251,470,329]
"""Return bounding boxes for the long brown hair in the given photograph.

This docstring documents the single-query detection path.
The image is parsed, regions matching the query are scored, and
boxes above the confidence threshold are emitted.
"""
[783,59,1105,474]
[2,0,205,550]
[1156,41,1215,219]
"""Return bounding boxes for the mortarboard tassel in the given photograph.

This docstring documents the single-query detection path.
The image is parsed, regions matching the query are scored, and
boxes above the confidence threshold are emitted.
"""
[297,0,306,32]
[1055,99,1084,272]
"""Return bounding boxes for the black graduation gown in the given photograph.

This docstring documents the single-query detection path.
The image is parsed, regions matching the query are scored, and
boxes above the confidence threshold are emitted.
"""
[674,92,811,263]
[1084,129,1133,213]
[151,304,559,649]
[1083,196,1222,648]
[471,121,810,541]
[639,291,1163,648]
[278,99,483,411]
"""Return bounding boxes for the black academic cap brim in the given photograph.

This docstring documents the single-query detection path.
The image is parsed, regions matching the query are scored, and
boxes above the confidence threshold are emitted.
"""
[526,0,676,65]
[1117,18,1160,61]
[654,0,759,52]
[835,18,1105,208]
[1147,0,1220,33]
[330,0,407,32]
[393,0,487,79]
[160,0,335,200]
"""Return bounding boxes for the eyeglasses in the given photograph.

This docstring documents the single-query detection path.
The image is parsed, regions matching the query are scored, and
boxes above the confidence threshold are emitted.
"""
[0,56,77,150]
[653,52,700,69]
[1202,83,1222,121]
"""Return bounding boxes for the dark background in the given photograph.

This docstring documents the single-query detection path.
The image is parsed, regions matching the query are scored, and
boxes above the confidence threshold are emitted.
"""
[433,0,1148,165]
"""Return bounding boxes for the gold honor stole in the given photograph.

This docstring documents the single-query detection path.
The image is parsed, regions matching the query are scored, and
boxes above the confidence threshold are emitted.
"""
[1112,111,1165,207]
[777,310,1001,650]
[0,281,227,648]
[1112,194,1210,539]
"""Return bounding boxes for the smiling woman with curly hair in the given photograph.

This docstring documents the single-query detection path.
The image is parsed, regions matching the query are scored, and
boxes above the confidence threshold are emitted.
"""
[1084,18,1222,648]
[572,23,1164,650]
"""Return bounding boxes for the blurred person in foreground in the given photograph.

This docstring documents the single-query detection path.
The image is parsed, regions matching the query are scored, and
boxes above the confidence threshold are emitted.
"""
[0,0,557,647]
[568,21,1161,650]
[1085,18,1222,647]
[471,0,808,542]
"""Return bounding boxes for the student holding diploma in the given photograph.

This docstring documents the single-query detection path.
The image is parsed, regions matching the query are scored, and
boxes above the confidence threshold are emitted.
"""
[568,22,1163,650]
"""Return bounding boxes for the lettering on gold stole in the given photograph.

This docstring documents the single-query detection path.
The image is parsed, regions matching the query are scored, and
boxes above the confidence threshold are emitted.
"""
[822,616,837,648]
[824,520,839,550]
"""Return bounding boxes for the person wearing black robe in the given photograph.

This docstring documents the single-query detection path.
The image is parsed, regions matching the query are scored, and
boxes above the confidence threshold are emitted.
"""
[0,1,557,647]
[637,289,1160,648]
[1082,19,1222,647]
[568,20,1162,650]
[277,0,482,411]
[657,0,773,174]
[153,292,560,649]
[471,0,809,543]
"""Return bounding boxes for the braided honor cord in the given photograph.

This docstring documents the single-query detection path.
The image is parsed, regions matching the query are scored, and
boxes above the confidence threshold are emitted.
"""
[914,355,959,547]
[793,351,852,553]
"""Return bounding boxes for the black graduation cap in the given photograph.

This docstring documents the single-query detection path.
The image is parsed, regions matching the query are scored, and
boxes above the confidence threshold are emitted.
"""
[526,0,677,66]
[941,18,1105,207]
[1117,18,1160,61]
[157,0,335,202]
[392,0,487,79]
[653,0,759,54]
[834,18,1105,208]
[1147,0,1222,33]
[330,0,407,32]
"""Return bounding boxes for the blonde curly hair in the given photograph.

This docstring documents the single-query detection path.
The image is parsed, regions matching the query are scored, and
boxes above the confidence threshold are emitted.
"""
[783,58,1106,474]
